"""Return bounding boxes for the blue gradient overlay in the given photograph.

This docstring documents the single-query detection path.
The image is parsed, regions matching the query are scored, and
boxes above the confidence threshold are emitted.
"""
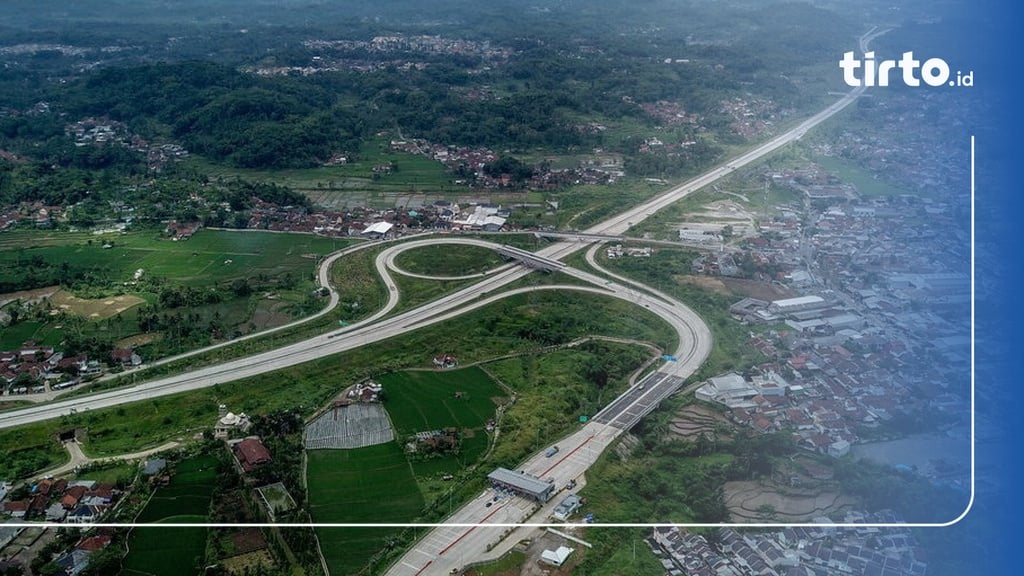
[954,0,1020,573]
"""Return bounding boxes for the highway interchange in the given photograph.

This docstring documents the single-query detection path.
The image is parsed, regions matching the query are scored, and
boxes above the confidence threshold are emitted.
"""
[0,28,883,576]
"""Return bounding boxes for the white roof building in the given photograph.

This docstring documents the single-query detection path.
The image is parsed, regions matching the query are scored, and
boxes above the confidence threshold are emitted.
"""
[482,215,506,230]
[695,372,759,408]
[768,295,827,314]
[541,546,575,567]
[362,221,394,236]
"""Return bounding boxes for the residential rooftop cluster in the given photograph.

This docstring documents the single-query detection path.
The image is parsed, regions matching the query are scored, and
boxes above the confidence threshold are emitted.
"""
[0,527,115,576]
[307,34,512,61]
[814,92,970,198]
[389,138,620,189]
[65,117,189,171]
[251,34,514,76]
[1,341,144,397]
[1,477,120,524]
[650,510,927,576]
[691,175,969,489]
[0,202,65,231]
[239,199,515,237]
[720,96,783,140]
[639,100,702,126]
[1,344,97,396]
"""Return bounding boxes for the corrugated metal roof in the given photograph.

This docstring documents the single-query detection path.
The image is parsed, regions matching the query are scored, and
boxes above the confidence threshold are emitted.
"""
[487,467,552,497]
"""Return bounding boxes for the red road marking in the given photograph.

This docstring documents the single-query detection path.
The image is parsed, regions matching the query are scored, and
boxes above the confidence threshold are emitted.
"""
[413,560,432,575]
[438,504,503,555]
[540,433,595,477]
[436,434,597,561]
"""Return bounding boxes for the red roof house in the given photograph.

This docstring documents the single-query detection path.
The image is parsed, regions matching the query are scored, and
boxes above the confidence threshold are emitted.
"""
[234,438,272,472]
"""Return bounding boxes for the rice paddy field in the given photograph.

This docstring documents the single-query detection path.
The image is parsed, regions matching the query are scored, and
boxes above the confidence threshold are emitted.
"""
[380,367,507,473]
[0,227,352,288]
[305,367,506,574]
[121,454,218,576]
[306,444,425,576]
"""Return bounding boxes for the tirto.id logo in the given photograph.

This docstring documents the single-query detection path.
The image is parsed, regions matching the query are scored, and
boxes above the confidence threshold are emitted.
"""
[840,51,973,87]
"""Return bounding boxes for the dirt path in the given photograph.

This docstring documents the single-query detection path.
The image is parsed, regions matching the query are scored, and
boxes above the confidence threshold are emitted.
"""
[35,440,181,480]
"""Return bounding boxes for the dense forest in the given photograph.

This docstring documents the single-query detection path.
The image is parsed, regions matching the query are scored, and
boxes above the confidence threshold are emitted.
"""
[0,0,862,178]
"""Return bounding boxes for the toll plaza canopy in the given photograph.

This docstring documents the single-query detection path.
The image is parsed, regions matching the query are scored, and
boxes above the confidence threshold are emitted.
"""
[487,467,555,502]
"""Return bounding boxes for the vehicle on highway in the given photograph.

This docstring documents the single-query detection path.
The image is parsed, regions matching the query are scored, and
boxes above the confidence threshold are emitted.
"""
[545,445,559,457]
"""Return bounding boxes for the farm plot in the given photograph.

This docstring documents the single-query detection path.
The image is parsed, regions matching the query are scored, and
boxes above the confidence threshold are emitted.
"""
[122,454,218,576]
[668,404,734,441]
[0,228,351,288]
[307,444,425,576]
[724,480,857,522]
[380,367,505,435]
[380,367,506,471]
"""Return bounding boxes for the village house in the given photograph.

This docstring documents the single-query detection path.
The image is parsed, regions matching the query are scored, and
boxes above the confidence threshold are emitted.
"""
[232,437,272,473]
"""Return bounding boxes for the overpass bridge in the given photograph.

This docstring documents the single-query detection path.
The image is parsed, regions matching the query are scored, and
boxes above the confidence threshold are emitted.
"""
[534,231,626,243]
[496,244,566,272]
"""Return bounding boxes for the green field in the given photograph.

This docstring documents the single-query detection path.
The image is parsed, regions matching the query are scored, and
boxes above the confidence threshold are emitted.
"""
[307,444,425,576]
[381,367,506,472]
[122,454,217,576]
[381,367,505,434]
[121,523,207,576]
[0,227,354,355]
[0,228,352,288]
[813,154,909,197]
[392,244,504,277]
[329,243,388,322]
[76,462,138,486]
[0,321,64,350]
[189,136,457,208]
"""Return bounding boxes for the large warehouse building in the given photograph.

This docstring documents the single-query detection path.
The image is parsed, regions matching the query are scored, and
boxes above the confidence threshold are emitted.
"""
[487,468,555,503]
[767,295,830,316]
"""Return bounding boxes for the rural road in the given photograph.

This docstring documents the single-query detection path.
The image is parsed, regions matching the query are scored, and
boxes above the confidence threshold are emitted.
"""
[33,440,181,481]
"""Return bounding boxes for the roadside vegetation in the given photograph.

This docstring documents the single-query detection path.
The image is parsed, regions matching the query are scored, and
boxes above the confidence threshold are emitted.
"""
[0,290,673,478]
[596,247,763,380]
